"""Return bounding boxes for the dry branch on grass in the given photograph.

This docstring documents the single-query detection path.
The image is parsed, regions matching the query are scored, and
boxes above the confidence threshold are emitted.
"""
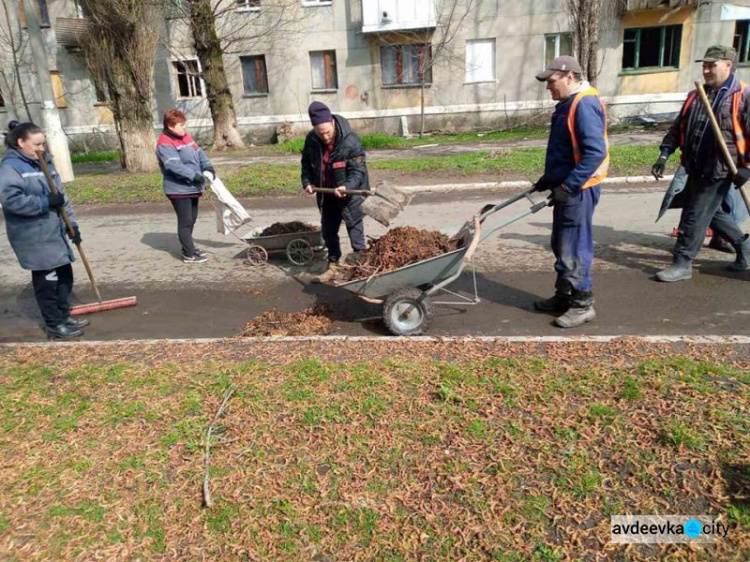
[203,385,236,508]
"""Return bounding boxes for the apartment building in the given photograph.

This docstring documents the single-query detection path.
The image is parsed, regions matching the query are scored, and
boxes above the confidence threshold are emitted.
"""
[2,0,750,147]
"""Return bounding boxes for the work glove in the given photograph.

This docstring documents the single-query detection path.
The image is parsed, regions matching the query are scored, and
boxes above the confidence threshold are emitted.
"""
[651,155,668,179]
[551,185,571,204]
[733,167,750,189]
[203,170,215,182]
[68,225,82,245]
[47,192,65,210]
[194,174,206,187]
[532,176,554,192]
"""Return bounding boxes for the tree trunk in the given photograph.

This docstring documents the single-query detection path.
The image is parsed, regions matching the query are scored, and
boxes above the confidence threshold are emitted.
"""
[119,118,157,171]
[80,0,159,172]
[569,0,602,85]
[420,78,426,138]
[188,0,245,150]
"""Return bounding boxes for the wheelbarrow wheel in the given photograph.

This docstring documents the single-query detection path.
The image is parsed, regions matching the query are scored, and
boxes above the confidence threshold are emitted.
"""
[383,288,434,336]
[286,238,314,266]
[245,244,268,266]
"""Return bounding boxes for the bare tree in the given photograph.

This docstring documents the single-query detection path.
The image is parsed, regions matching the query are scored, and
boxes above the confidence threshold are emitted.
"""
[0,0,32,121]
[164,0,301,150]
[565,0,623,85]
[378,0,474,137]
[79,0,160,172]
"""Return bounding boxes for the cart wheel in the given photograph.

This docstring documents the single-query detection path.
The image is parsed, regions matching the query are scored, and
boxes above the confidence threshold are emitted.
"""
[245,245,268,266]
[286,238,314,266]
[383,288,434,336]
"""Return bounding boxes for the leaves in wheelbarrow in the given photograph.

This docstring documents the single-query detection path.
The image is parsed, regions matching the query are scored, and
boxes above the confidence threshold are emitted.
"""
[338,226,462,282]
[238,304,332,336]
[259,221,318,237]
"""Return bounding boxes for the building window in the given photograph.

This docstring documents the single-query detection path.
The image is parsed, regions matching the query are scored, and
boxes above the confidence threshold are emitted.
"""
[92,79,109,104]
[465,39,495,83]
[734,20,750,64]
[18,0,51,28]
[544,33,573,67]
[237,0,260,11]
[73,0,87,18]
[622,25,682,71]
[240,55,269,94]
[50,71,67,108]
[310,50,338,90]
[173,60,203,98]
[302,0,332,6]
[381,44,432,86]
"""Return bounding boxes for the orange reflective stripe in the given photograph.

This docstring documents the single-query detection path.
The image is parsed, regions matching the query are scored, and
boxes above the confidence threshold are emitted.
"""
[680,92,698,150]
[681,83,750,166]
[566,86,609,190]
[732,82,749,165]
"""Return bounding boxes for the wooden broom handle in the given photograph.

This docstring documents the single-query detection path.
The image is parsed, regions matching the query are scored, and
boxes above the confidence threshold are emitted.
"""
[310,187,371,194]
[36,151,102,303]
[694,81,750,214]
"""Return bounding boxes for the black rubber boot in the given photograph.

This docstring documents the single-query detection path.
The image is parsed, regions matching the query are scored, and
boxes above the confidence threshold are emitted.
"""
[554,290,595,328]
[727,234,750,271]
[534,279,571,312]
[64,316,90,330]
[46,323,84,340]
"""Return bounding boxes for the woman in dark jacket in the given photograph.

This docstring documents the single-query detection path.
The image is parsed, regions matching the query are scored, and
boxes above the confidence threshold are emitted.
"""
[0,121,87,339]
[156,109,215,263]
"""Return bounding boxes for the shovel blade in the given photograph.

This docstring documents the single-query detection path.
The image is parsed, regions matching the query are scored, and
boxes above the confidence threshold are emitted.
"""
[361,182,414,227]
[362,197,401,227]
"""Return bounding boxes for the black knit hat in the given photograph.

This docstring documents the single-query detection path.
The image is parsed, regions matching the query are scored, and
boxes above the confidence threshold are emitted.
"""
[308,101,332,126]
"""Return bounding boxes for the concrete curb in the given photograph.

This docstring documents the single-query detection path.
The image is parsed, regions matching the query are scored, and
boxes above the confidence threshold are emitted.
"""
[1,333,748,347]
[400,174,674,193]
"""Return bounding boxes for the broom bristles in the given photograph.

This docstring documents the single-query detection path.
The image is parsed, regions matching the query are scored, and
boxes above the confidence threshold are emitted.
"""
[70,296,138,316]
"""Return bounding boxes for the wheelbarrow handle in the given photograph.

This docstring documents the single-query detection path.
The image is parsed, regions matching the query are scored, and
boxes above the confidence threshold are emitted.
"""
[310,187,371,195]
[479,187,537,221]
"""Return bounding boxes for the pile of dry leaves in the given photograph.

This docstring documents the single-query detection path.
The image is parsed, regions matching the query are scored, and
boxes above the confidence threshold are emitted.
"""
[238,304,332,336]
[338,226,462,281]
[259,221,318,237]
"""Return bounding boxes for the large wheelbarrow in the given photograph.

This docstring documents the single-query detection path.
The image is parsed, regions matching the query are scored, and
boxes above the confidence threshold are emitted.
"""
[241,228,324,266]
[334,189,550,335]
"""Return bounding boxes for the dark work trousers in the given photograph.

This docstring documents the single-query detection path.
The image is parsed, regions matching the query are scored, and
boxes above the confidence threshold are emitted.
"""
[170,197,200,257]
[551,185,601,292]
[320,194,366,262]
[674,176,746,266]
[31,263,74,328]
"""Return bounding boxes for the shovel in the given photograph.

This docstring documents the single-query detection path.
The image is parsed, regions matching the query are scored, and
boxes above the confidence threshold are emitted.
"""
[311,181,413,226]
[694,80,750,214]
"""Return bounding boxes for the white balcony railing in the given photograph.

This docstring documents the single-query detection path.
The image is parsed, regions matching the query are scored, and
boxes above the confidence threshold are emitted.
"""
[362,0,436,34]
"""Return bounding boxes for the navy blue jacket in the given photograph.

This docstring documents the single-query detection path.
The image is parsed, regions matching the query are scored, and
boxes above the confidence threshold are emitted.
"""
[544,89,608,196]
[0,149,77,271]
[301,114,370,209]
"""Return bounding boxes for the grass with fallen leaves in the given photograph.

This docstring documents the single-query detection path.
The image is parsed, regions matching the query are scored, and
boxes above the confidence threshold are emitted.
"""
[0,343,747,561]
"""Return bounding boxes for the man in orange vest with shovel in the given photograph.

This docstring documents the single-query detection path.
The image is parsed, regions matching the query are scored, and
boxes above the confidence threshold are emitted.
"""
[532,56,609,328]
[651,45,750,282]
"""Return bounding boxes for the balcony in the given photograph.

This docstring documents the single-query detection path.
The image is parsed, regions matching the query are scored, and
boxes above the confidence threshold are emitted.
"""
[623,0,698,10]
[361,0,436,34]
[55,17,89,49]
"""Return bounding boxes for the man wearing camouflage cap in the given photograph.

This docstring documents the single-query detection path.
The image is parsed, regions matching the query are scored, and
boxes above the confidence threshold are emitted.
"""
[651,45,750,281]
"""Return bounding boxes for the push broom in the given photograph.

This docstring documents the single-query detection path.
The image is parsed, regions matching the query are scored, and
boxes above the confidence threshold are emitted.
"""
[36,151,137,315]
